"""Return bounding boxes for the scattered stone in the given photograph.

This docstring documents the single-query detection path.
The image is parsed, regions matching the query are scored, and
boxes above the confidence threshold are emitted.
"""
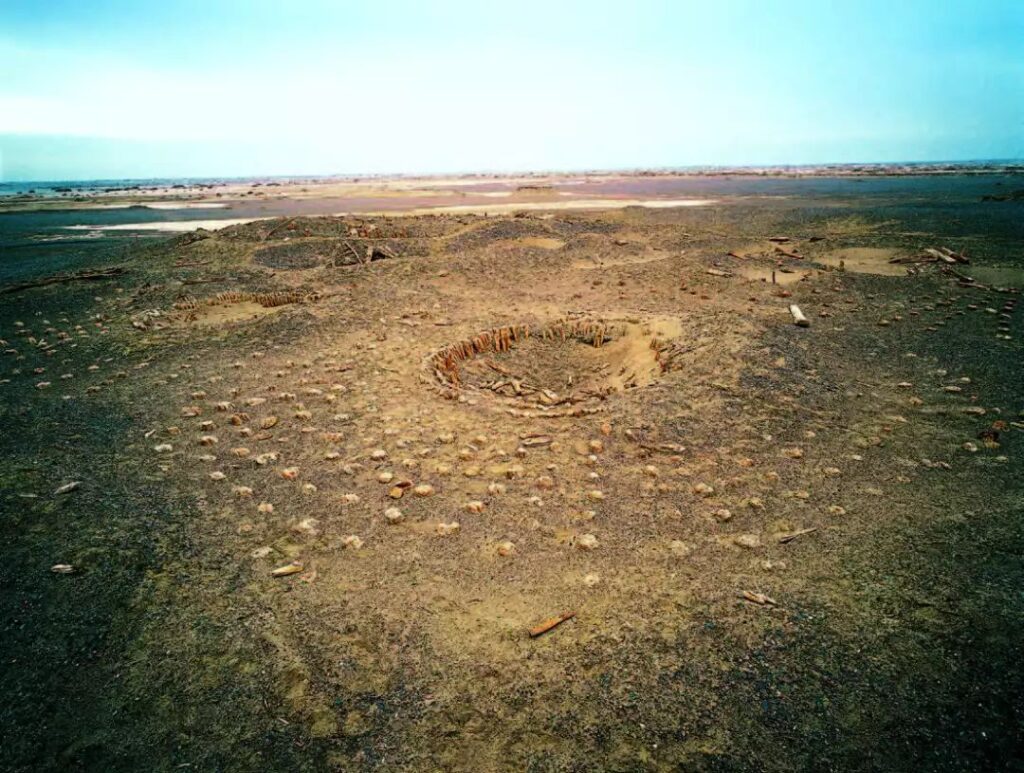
[733,533,761,549]
[693,482,715,497]
[668,539,691,557]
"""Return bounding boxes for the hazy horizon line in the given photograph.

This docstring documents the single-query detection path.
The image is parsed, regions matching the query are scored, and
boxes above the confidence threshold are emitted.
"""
[3,158,1023,187]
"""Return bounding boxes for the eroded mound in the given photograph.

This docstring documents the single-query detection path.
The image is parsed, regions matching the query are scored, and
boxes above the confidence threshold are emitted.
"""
[427,316,690,413]
[252,239,399,269]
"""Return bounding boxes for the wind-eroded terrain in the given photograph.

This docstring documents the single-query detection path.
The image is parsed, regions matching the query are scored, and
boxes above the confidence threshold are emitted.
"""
[1,180,1023,771]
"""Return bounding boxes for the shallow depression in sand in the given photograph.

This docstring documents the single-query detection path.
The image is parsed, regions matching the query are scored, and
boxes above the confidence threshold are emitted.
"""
[428,316,688,412]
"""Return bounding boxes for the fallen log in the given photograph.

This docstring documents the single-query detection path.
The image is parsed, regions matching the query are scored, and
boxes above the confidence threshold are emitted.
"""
[0,266,127,295]
[529,611,576,638]
[939,246,970,264]
[778,527,818,544]
[740,591,777,606]
[924,248,960,265]
[774,245,803,259]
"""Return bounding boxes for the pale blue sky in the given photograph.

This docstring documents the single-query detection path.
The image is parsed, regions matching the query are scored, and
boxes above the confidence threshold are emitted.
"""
[1,0,1022,181]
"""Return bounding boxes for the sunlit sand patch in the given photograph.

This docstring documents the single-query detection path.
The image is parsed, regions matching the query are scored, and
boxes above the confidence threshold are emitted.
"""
[816,247,909,276]
[734,264,817,286]
[573,250,673,270]
[519,237,566,250]
[188,300,287,326]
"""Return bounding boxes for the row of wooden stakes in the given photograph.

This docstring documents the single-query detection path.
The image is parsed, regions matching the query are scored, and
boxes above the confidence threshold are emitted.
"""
[174,290,317,311]
[429,319,626,390]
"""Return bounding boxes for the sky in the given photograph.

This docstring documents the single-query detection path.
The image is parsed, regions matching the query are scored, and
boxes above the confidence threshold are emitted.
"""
[0,0,1022,181]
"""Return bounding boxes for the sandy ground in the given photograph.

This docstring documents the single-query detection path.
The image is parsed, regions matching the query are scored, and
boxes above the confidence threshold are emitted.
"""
[1,180,1023,771]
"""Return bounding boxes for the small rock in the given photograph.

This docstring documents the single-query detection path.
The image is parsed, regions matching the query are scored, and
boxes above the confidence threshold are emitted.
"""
[733,533,761,549]
[668,539,691,558]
